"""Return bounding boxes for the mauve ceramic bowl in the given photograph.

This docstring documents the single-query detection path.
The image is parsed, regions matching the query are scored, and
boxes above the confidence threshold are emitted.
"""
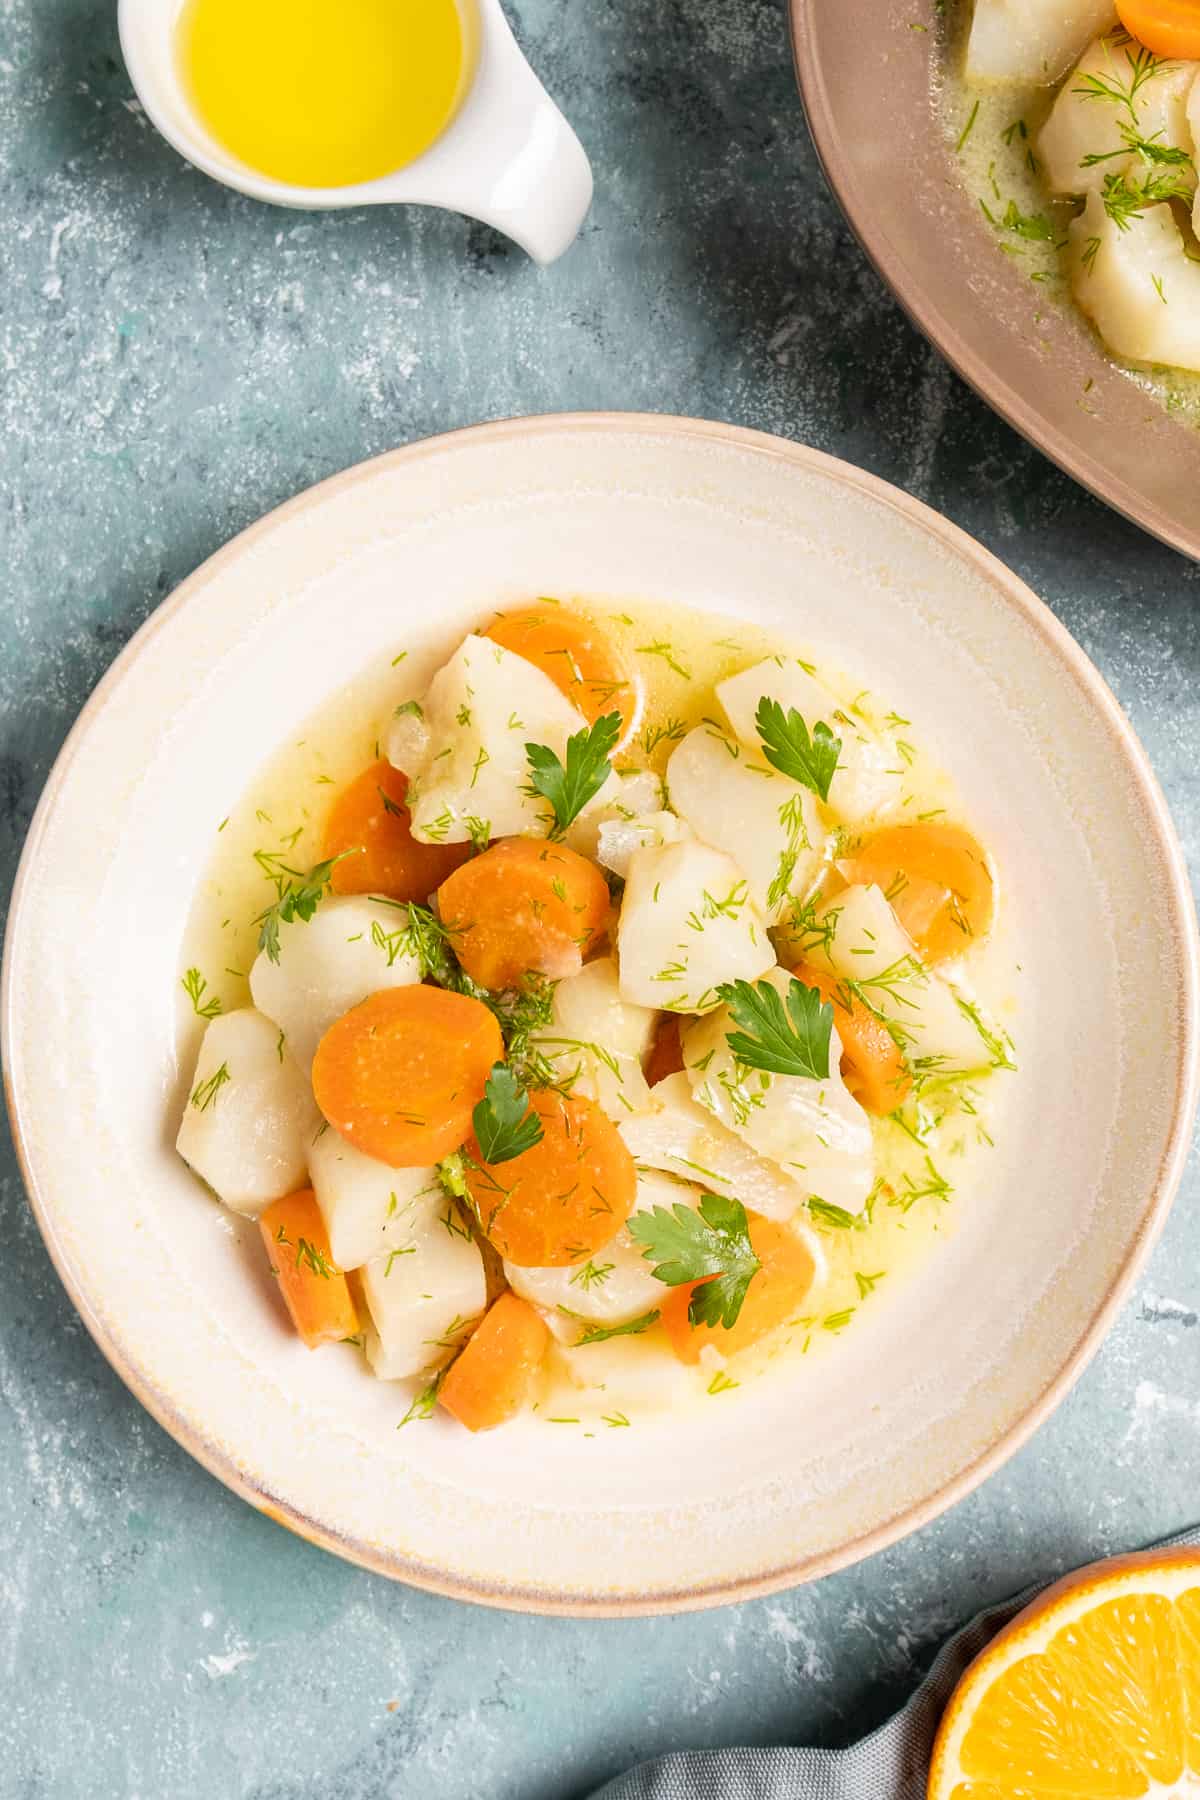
[3,415,1197,1613]
[791,0,1200,560]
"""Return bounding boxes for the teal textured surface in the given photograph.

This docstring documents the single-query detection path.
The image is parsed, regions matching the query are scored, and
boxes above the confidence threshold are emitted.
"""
[1,3,1199,1797]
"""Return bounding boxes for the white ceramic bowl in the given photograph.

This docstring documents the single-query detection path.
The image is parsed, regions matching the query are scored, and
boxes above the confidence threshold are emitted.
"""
[4,415,1196,1615]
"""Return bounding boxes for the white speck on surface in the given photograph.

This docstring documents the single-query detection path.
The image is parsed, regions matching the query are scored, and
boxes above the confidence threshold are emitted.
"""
[200,1641,257,1679]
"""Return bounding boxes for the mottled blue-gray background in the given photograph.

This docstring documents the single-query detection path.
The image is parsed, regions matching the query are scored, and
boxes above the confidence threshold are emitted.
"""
[1,2,1197,1796]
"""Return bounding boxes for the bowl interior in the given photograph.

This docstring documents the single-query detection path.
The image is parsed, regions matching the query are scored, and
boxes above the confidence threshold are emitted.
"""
[4,416,1194,1613]
[791,0,1200,561]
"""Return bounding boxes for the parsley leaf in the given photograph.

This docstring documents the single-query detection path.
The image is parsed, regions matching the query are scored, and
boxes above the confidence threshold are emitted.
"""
[628,1194,761,1330]
[716,975,833,1081]
[755,696,841,802]
[472,1064,544,1164]
[525,711,621,838]
[255,853,351,964]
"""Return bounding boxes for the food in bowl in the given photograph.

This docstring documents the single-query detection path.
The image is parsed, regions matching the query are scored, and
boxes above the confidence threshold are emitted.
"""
[949,2,1200,405]
[174,600,1019,1433]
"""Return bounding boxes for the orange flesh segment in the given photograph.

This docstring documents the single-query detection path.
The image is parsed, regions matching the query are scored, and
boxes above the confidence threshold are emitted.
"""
[928,1548,1200,1799]
[465,1088,636,1267]
[1116,0,1200,58]
[436,835,611,991]
[660,1216,816,1365]
[438,1293,550,1432]
[644,1013,685,1087]
[323,758,470,900]
[260,1188,359,1349]
[312,986,503,1167]
[484,604,641,747]
[839,822,994,965]
[792,962,911,1116]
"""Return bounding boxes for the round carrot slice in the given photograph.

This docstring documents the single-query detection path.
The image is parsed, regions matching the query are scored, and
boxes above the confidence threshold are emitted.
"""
[464,1088,637,1266]
[312,987,503,1167]
[260,1188,359,1349]
[839,822,994,964]
[437,836,611,991]
[323,759,470,901]
[438,1293,550,1432]
[484,605,642,748]
[1115,0,1200,58]
[792,962,911,1116]
[660,1216,816,1365]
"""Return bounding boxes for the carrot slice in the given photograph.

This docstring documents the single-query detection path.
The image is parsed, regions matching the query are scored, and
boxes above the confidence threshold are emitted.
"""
[436,836,611,991]
[484,604,641,748]
[1116,0,1200,58]
[645,1014,685,1087]
[260,1188,359,1348]
[838,822,994,964]
[792,962,911,1116]
[312,987,503,1167]
[323,759,470,901]
[438,1293,550,1431]
[465,1088,637,1266]
[660,1216,816,1365]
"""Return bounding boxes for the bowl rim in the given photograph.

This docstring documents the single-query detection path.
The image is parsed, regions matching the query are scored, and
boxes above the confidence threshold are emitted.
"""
[788,3,1200,565]
[4,410,1197,1616]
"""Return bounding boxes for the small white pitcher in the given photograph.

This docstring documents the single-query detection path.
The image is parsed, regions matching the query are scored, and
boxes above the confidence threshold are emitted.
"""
[118,0,593,265]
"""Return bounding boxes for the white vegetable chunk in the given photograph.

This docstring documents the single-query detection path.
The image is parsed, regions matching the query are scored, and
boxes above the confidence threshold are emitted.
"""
[386,634,617,845]
[681,971,875,1217]
[1069,189,1200,371]
[807,885,1005,1074]
[717,659,902,828]
[360,1204,485,1381]
[596,809,690,881]
[506,1171,698,1341]
[249,895,421,1077]
[531,956,656,1121]
[566,768,664,862]
[176,1009,317,1218]
[620,1073,815,1224]
[1040,35,1197,197]
[551,1334,696,1412]
[666,724,826,923]
[308,1130,442,1272]
[616,838,773,1014]
[966,0,1118,87]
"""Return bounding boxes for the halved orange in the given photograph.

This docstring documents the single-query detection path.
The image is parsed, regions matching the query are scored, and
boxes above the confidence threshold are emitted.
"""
[928,1547,1200,1798]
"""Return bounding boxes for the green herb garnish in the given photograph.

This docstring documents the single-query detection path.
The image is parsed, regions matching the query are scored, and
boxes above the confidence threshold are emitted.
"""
[754,696,841,802]
[181,967,222,1020]
[525,711,621,838]
[716,975,833,1082]
[255,853,350,964]
[472,1064,543,1164]
[560,1307,661,1345]
[628,1194,761,1330]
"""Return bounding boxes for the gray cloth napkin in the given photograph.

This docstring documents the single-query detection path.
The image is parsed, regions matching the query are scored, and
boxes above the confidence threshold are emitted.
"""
[592,1525,1200,1800]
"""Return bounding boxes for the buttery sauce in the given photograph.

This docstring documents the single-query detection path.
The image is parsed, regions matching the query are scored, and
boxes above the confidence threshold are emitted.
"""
[178,0,475,189]
[179,598,1021,1430]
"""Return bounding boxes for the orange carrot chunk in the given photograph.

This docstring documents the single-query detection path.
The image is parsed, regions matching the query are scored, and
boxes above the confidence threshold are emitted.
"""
[323,759,470,901]
[484,605,641,748]
[839,822,994,965]
[436,836,611,991]
[644,1014,685,1087]
[465,1088,637,1267]
[260,1188,359,1349]
[1115,0,1200,57]
[438,1293,550,1432]
[792,962,911,1117]
[660,1216,816,1365]
[312,987,503,1167]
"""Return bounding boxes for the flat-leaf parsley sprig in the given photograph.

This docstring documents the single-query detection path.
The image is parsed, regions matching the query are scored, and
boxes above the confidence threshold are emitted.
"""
[525,711,621,838]
[628,1194,761,1330]
[472,1064,544,1164]
[255,852,353,963]
[755,696,841,802]
[716,975,834,1082]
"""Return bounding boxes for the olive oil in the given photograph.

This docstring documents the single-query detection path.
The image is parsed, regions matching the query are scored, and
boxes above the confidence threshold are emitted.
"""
[178,0,474,190]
